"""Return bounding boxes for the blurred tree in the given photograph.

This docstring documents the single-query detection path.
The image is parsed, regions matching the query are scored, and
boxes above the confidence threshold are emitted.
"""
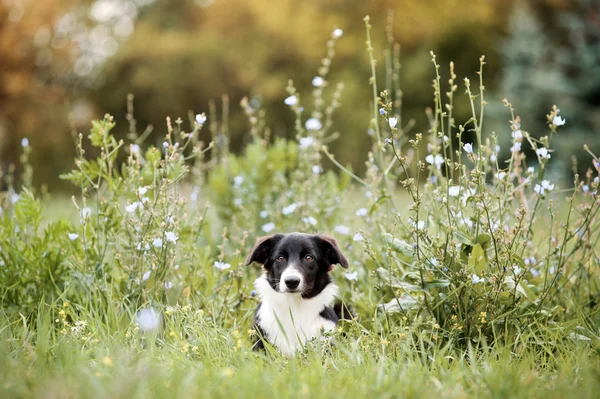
[495,0,600,177]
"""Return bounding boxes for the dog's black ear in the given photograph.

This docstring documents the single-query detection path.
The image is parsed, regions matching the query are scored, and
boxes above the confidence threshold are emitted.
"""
[317,235,348,269]
[245,235,283,266]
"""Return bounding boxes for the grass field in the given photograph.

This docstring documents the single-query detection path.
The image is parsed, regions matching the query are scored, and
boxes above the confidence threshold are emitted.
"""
[2,25,600,398]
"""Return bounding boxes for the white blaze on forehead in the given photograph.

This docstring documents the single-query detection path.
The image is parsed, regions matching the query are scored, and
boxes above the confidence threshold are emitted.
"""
[279,265,305,292]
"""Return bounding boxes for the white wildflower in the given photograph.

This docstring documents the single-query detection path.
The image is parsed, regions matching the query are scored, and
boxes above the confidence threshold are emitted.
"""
[448,186,460,197]
[332,28,343,38]
[165,231,178,243]
[142,270,151,282]
[136,308,161,332]
[312,165,322,174]
[190,186,199,202]
[356,208,368,217]
[541,180,554,191]
[164,281,173,289]
[344,271,358,281]
[425,154,445,169]
[512,130,523,140]
[527,167,535,174]
[195,113,207,125]
[131,144,140,154]
[282,203,298,215]
[21,137,29,148]
[388,117,398,129]
[162,142,169,149]
[233,198,243,207]
[233,175,244,187]
[510,142,521,153]
[299,136,314,149]
[302,216,317,226]
[262,222,275,233]
[353,233,363,242]
[513,266,522,275]
[463,143,473,153]
[68,233,79,241]
[152,238,163,248]
[284,95,298,106]
[334,225,350,235]
[260,210,268,219]
[138,186,148,196]
[213,261,231,271]
[10,193,19,204]
[582,185,589,193]
[141,196,150,204]
[495,172,506,180]
[552,115,566,126]
[536,147,551,159]
[126,202,140,213]
[305,118,322,131]
[312,76,325,87]
[472,274,485,284]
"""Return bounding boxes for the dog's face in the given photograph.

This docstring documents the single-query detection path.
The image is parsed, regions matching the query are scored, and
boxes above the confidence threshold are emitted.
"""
[245,233,348,298]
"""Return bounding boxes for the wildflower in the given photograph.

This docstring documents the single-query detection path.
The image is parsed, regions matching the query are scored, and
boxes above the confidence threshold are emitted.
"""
[142,270,151,281]
[595,177,599,184]
[472,274,485,284]
[490,153,497,162]
[214,261,231,271]
[510,142,521,153]
[356,208,368,217]
[302,216,317,226]
[131,144,140,154]
[530,269,541,278]
[582,185,589,193]
[21,137,29,147]
[262,222,275,233]
[126,202,140,213]
[366,191,372,198]
[552,115,566,126]
[344,271,358,281]
[138,186,148,196]
[259,210,268,219]
[425,154,444,169]
[334,225,350,235]
[536,147,551,159]
[195,113,207,124]
[190,186,199,202]
[409,218,425,230]
[103,356,113,367]
[513,266,522,275]
[448,186,460,197]
[332,28,343,38]
[233,198,243,207]
[163,142,169,149]
[384,138,392,146]
[68,233,79,241]
[388,117,398,129]
[282,203,298,215]
[141,196,150,204]
[299,136,314,149]
[165,231,178,243]
[534,180,554,195]
[312,76,325,87]
[164,281,173,289]
[136,308,161,332]
[480,311,487,324]
[166,215,175,223]
[305,118,322,131]
[152,238,163,248]
[512,129,523,140]
[312,165,322,174]
[495,172,506,180]
[379,108,386,116]
[353,233,363,242]
[10,193,19,204]
[463,143,473,154]
[284,95,298,106]
[233,175,243,187]
[527,167,535,174]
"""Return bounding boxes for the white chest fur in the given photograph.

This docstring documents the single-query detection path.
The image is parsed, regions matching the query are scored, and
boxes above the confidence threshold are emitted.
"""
[254,275,338,356]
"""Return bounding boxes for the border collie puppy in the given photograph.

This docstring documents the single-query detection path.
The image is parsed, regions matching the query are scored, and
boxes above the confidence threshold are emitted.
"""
[245,233,349,355]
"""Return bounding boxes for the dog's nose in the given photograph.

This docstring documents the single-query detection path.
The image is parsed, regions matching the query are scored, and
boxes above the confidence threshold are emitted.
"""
[284,276,301,290]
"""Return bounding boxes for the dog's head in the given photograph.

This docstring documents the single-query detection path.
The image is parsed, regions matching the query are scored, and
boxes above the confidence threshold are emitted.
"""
[245,233,348,298]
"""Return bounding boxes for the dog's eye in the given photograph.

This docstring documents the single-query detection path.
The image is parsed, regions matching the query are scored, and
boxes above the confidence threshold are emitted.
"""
[276,255,285,263]
[305,254,314,262]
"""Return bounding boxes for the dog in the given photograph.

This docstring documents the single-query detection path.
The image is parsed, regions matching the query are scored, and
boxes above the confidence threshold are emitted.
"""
[245,233,349,355]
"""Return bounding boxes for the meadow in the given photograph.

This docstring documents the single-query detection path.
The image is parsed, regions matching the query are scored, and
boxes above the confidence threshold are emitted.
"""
[1,18,600,398]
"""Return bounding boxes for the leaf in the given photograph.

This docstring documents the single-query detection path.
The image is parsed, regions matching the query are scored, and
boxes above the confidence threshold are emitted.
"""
[468,244,486,274]
[378,295,418,313]
[376,268,421,291]
[475,234,491,250]
[383,233,414,256]
[423,279,451,289]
